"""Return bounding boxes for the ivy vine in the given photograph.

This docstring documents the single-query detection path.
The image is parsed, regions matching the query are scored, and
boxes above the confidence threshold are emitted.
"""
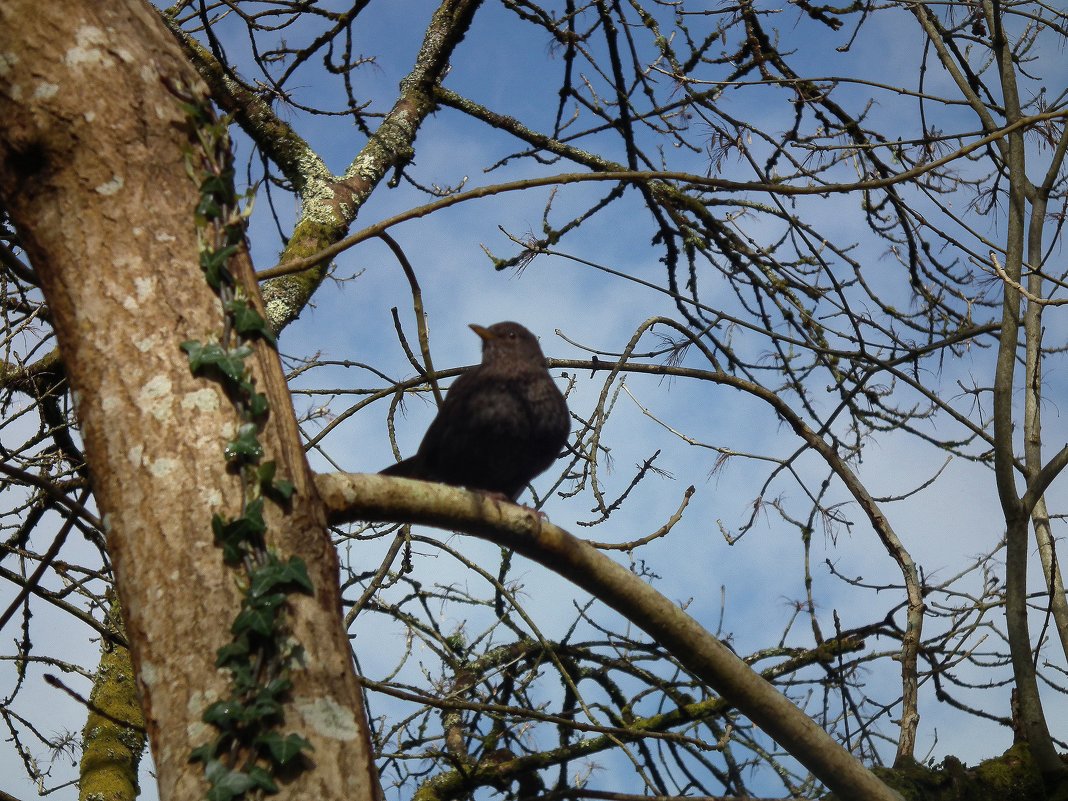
[176,87,313,801]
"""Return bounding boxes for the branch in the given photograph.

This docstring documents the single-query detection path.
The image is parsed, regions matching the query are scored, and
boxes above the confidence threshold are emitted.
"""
[1021,444,1068,518]
[316,472,904,801]
[259,108,1068,281]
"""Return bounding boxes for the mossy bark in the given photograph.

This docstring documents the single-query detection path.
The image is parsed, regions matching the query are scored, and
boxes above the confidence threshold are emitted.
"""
[844,744,1061,801]
[79,593,145,801]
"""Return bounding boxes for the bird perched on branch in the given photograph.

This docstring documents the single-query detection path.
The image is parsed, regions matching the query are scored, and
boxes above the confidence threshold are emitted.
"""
[381,321,570,501]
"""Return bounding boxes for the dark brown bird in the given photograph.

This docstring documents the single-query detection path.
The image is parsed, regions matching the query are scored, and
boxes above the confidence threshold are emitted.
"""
[381,321,570,501]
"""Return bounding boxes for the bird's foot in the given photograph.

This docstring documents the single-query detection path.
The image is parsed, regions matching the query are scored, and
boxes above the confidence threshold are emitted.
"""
[473,489,511,517]
[473,490,548,525]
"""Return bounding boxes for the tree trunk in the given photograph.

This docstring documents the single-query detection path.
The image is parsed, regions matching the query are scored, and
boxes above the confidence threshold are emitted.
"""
[0,3,381,800]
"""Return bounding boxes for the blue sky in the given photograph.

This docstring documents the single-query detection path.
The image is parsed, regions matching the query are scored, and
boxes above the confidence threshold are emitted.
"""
[5,2,1068,800]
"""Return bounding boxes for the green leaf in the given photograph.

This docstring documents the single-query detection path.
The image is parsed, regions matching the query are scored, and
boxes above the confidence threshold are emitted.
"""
[224,422,264,463]
[214,636,250,668]
[243,498,266,531]
[181,339,204,360]
[200,244,239,289]
[245,765,278,793]
[257,461,277,484]
[247,563,287,599]
[247,391,270,419]
[211,514,245,564]
[196,194,223,221]
[212,503,266,561]
[248,557,312,598]
[189,741,221,764]
[257,732,313,766]
[199,173,234,203]
[216,345,252,383]
[225,299,277,345]
[214,509,267,544]
[278,557,314,594]
[214,348,248,383]
[262,677,293,698]
[183,340,251,384]
[180,100,210,124]
[257,463,294,502]
[271,479,296,501]
[224,222,246,246]
[205,764,257,801]
[182,340,222,374]
[225,660,256,695]
[203,699,247,728]
[244,693,283,722]
[246,589,287,613]
[233,593,286,637]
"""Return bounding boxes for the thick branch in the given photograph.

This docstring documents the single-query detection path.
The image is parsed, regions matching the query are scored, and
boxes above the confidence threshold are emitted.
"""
[317,472,904,801]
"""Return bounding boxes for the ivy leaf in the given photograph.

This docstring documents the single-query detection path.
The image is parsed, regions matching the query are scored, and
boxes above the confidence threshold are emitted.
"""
[256,732,313,766]
[248,557,313,598]
[212,504,266,562]
[199,244,239,290]
[258,461,277,484]
[180,340,202,359]
[277,557,314,594]
[247,563,287,599]
[214,635,250,668]
[203,699,247,728]
[196,193,223,222]
[181,340,221,374]
[225,299,277,345]
[227,662,255,695]
[247,391,270,420]
[242,498,266,532]
[204,762,257,801]
[224,422,263,464]
[211,514,244,564]
[233,592,286,637]
[199,173,235,205]
[245,765,278,793]
[244,692,283,722]
[179,101,210,126]
[189,741,221,764]
[271,479,295,501]
[214,345,252,383]
[182,340,250,383]
[259,463,295,502]
[262,677,293,698]
[224,222,246,246]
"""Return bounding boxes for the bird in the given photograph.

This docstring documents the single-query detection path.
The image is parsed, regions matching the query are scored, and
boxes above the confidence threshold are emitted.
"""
[381,321,570,501]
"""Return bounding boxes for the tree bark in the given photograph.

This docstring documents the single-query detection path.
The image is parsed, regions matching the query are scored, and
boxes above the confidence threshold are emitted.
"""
[79,593,144,801]
[0,3,381,800]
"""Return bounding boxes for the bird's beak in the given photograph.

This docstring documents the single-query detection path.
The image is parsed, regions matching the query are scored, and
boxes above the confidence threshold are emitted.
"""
[469,324,494,341]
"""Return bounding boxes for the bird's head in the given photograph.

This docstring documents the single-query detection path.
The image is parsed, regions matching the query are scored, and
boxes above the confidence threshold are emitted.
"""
[470,321,547,367]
